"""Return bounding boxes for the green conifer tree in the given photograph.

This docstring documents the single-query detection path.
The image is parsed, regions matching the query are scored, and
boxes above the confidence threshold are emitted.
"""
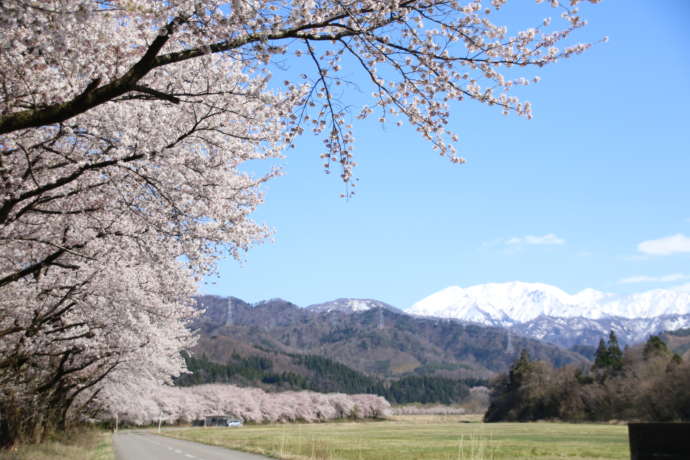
[593,338,609,369]
[509,349,532,390]
[607,331,623,372]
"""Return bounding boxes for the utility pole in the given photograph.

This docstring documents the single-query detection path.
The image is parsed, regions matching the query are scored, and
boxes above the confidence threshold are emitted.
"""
[506,330,514,355]
[226,298,233,326]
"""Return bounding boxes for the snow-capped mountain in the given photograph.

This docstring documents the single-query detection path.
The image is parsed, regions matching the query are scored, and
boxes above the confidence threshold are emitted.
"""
[409,282,690,323]
[306,298,401,314]
[408,282,690,347]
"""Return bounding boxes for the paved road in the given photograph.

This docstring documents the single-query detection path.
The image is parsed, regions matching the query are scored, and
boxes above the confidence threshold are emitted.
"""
[113,431,273,460]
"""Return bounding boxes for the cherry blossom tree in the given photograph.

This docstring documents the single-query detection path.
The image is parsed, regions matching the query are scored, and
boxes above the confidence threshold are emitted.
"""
[0,255,199,443]
[1,0,601,446]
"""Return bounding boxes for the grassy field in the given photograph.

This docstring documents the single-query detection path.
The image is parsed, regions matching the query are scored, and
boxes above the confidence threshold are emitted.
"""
[163,415,630,460]
[0,428,114,460]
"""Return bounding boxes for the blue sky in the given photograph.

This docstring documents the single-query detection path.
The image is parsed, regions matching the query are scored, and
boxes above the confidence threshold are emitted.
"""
[202,0,690,309]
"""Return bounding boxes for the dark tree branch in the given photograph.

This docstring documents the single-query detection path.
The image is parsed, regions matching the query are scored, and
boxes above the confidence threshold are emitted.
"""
[132,85,181,104]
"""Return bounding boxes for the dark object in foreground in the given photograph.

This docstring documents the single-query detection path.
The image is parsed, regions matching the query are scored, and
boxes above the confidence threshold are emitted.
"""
[628,423,690,460]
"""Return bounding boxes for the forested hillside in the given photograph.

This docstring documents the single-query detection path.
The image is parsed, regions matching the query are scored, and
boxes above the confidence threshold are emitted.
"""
[485,332,690,422]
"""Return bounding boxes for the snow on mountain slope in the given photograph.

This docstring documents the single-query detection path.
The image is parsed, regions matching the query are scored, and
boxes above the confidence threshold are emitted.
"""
[408,282,690,326]
[512,313,690,348]
[306,298,400,314]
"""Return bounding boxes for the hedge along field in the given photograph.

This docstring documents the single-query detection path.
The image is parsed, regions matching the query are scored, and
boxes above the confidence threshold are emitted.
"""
[162,415,630,460]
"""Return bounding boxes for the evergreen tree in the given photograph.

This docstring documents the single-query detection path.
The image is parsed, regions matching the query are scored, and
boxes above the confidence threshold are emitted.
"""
[607,331,623,372]
[509,349,532,390]
[593,338,609,369]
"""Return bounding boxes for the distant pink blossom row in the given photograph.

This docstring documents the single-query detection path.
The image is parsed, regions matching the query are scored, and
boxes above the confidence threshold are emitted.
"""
[98,383,391,425]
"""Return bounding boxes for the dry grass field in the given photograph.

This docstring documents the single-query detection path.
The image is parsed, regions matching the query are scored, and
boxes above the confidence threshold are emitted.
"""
[163,415,630,460]
[0,428,113,460]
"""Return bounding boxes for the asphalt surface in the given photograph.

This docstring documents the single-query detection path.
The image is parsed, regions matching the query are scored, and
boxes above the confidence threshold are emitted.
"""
[113,431,273,460]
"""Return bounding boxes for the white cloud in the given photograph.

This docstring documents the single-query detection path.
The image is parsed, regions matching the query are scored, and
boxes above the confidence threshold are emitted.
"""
[505,233,565,246]
[619,273,689,284]
[637,233,690,255]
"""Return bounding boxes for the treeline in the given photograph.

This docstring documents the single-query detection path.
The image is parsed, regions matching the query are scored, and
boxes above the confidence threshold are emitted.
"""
[176,352,480,405]
[386,375,469,404]
[175,352,307,387]
[485,332,690,422]
[292,354,471,404]
[292,354,382,394]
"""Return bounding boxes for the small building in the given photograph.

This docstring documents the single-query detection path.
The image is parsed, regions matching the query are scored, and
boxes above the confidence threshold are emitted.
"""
[192,415,243,427]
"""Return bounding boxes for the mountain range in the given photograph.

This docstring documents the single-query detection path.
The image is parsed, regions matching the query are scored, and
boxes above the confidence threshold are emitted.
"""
[186,285,690,403]
[192,294,587,383]
[408,282,690,347]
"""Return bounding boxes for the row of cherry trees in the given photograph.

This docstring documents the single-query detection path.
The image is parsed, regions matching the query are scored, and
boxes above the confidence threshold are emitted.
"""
[99,383,390,425]
[1,0,600,447]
